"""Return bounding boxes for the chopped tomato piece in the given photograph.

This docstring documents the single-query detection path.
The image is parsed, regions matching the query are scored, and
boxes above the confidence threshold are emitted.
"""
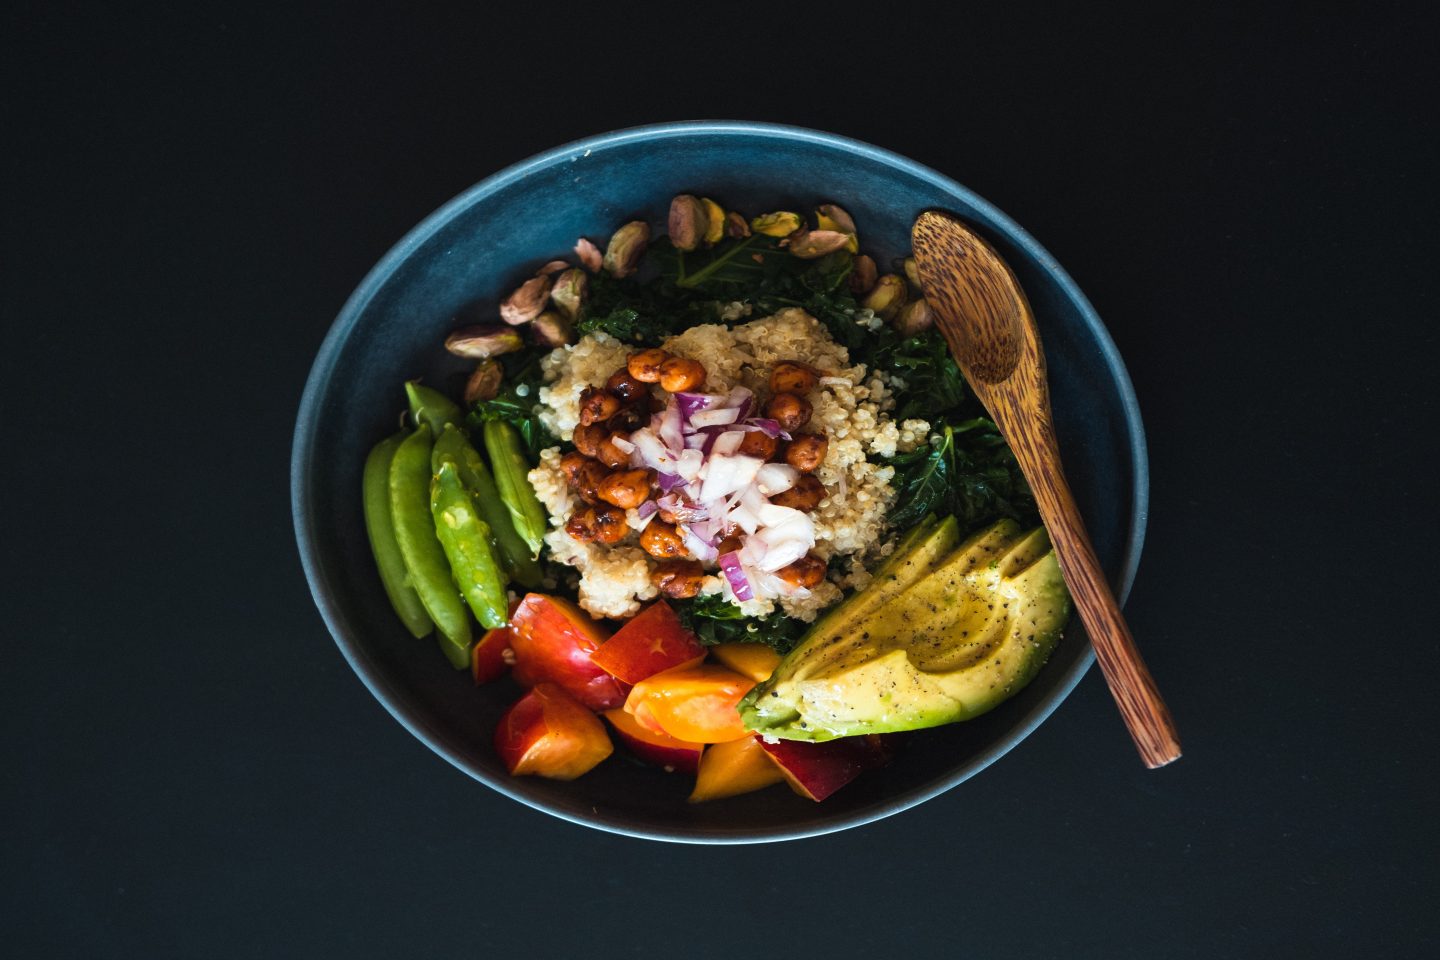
[623,664,755,743]
[709,642,781,682]
[688,735,785,802]
[494,683,613,780]
[590,600,705,684]
[510,594,628,710]
[472,625,514,685]
[603,709,703,774]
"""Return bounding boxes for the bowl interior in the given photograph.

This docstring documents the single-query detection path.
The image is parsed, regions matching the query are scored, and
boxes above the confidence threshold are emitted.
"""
[293,123,1146,843]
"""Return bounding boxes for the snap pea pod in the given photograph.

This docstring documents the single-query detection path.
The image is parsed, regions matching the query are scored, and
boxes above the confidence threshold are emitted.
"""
[430,461,509,631]
[432,424,543,589]
[361,433,434,639]
[389,425,473,669]
[405,381,464,436]
[482,420,548,557]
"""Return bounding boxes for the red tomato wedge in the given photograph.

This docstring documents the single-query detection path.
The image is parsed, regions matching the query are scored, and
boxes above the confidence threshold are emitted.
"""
[590,600,705,684]
[757,734,893,802]
[510,594,628,710]
[471,625,514,685]
[494,683,614,780]
[689,735,785,803]
[709,642,782,683]
[602,709,704,774]
[623,664,755,743]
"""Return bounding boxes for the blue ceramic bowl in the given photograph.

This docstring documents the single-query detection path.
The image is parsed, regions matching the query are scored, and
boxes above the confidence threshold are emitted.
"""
[292,121,1148,843]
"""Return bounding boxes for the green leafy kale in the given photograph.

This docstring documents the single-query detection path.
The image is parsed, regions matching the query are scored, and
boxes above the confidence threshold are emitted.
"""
[672,594,807,654]
[884,419,1036,531]
[464,352,557,461]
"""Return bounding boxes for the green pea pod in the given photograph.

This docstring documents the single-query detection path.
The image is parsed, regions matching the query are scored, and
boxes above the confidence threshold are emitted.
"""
[389,425,473,669]
[362,433,434,638]
[432,424,543,588]
[430,461,509,631]
[482,420,548,557]
[405,381,464,436]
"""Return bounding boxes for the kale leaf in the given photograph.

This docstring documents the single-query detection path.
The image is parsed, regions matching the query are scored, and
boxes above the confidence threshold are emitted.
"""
[884,419,1036,531]
[464,352,557,461]
[672,594,807,654]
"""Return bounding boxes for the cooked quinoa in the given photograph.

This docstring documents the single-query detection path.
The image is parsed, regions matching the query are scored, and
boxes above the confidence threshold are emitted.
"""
[528,308,929,621]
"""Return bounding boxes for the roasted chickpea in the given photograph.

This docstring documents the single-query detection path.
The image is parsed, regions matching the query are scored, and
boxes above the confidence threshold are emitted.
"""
[606,401,648,432]
[571,421,606,458]
[640,520,687,559]
[769,473,824,511]
[605,367,648,402]
[592,503,629,544]
[716,534,744,556]
[579,385,621,426]
[766,392,812,431]
[776,554,827,589]
[658,357,706,393]
[570,459,610,505]
[596,468,653,510]
[736,430,779,460]
[595,431,631,469]
[770,361,818,396]
[627,348,671,383]
[559,450,591,484]
[784,433,828,473]
[565,509,598,542]
[650,559,705,599]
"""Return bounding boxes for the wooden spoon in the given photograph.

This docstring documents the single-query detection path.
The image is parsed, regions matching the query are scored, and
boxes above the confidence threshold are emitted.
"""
[911,210,1181,768]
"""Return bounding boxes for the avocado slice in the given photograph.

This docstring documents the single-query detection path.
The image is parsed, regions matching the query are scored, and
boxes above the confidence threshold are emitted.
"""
[804,515,959,648]
[739,517,960,733]
[741,520,1071,741]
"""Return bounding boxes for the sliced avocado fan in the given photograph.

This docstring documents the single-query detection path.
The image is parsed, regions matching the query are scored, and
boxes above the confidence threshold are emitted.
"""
[740,518,1072,741]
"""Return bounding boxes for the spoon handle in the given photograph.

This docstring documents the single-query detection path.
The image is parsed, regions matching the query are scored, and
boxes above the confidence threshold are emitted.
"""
[1003,410,1181,768]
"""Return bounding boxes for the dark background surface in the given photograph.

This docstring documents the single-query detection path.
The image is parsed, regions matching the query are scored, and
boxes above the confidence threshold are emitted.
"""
[4,2,1436,957]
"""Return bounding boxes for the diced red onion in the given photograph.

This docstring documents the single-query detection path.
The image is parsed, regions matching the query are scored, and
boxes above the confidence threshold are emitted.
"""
[682,526,718,563]
[699,453,763,503]
[636,500,658,519]
[630,428,672,472]
[742,418,792,440]
[718,551,753,601]
[755,534,808,572]
[610,435,635,454]
[710,430,746,458]
[689,406,742,428]
[673,392,714,420]
[755,462,799,495]
[689,517,719,545]
[756,502,804,528]
[658,402,684,453]
[727,503,758,535]
[676,448,704,481]
[657,493,707,523]
[657,472,685,492]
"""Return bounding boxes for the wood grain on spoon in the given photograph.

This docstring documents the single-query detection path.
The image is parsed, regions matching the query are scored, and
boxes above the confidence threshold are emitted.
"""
[911,210,1181,769]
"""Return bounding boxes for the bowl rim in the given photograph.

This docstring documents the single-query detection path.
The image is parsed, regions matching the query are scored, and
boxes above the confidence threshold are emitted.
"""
[291,120,1149,844]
